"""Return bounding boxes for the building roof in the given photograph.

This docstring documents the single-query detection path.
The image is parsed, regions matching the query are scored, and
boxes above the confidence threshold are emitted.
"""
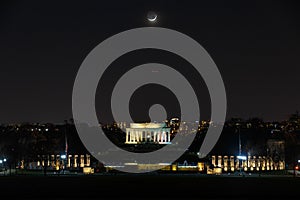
[129,123,167,129]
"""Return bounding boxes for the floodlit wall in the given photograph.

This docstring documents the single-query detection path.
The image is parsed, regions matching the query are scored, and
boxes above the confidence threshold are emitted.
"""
[210,155,285,173]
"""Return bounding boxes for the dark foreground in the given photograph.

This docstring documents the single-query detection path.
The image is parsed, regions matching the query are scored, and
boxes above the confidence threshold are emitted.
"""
[1,173,300,199]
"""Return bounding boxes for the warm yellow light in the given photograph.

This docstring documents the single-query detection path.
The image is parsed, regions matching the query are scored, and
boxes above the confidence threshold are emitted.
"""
[197,162,205,171]
[83,167,94,174]
[172,164,177,171]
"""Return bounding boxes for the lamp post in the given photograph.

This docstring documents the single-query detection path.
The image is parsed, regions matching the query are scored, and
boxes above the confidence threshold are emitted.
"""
[60,154,67,174]
[0,159,2,174]
[236,124,242,174]
[3,158,6,175]
[238,128,242,157]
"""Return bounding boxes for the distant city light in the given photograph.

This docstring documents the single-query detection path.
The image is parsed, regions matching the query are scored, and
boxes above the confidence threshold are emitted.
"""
[298,160,300,163]
[45,128,48,131]
[3,158,6,162]
[0,160,2,164]
[60,155,66,159]
[158,163,171,166]
[237,155,247,160]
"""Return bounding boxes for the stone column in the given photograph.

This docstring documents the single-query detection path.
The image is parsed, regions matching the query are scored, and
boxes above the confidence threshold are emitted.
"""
[132,131,136,143]
[128,131,130,143]
[152,131,155,142]
[137,130,140,143]
[135,130,138,143]
[67,155,71,168]
[74,155,78,168]
[146,130,149,142]
[80,155,85,168]
[139,130,142,142]
[160,132,162,143]
[138,130,141,143]
[126,131,129,143]
[86,154,90,167]
[134,130,138,143]
[165,132,168,143]
[131,131,134,143]
[51,155,55,168]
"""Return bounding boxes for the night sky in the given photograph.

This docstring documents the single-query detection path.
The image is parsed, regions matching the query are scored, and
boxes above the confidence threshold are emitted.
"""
[0,0,300,123]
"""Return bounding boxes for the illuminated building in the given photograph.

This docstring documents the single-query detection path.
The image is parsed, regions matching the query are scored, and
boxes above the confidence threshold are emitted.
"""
[209,155,285,173]
[32,154,91,170]
[125,122,171,144]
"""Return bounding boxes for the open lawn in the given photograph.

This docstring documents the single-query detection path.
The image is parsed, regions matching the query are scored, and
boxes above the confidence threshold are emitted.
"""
[0,173,300,199]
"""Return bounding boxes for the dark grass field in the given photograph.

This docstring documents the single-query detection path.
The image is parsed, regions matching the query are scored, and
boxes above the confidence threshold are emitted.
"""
[1,173,300,199]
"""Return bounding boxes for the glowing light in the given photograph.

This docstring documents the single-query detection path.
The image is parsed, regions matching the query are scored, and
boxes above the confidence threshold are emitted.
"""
[0,160,2,164]
[237,155,247,160]
[147,11,157,22]
[172,164,177,171]
[60,155,66,159]
[148,15,157,22]
[158,163,171,166]
[124,162,138,166]
[3,158,6,162]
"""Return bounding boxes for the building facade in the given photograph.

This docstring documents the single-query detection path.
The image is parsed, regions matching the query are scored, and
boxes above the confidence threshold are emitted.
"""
[125,123,171,144]
[210,155,285,173]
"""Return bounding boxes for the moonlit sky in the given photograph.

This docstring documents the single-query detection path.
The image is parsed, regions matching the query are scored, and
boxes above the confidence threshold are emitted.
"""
[0,0,300,123]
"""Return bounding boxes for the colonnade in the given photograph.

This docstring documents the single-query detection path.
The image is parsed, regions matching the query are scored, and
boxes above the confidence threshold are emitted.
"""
[126,129,171,144]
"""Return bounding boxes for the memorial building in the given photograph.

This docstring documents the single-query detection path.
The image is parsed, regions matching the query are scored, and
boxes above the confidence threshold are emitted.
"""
[125,122,171,144]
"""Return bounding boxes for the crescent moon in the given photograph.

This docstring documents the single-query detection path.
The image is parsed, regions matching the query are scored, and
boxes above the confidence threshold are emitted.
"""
[148,15,157,22]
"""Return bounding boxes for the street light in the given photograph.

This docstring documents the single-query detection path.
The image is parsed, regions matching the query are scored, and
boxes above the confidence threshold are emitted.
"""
[237,155,247,175]
[236,125,245,174]
[60,154,67,174]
